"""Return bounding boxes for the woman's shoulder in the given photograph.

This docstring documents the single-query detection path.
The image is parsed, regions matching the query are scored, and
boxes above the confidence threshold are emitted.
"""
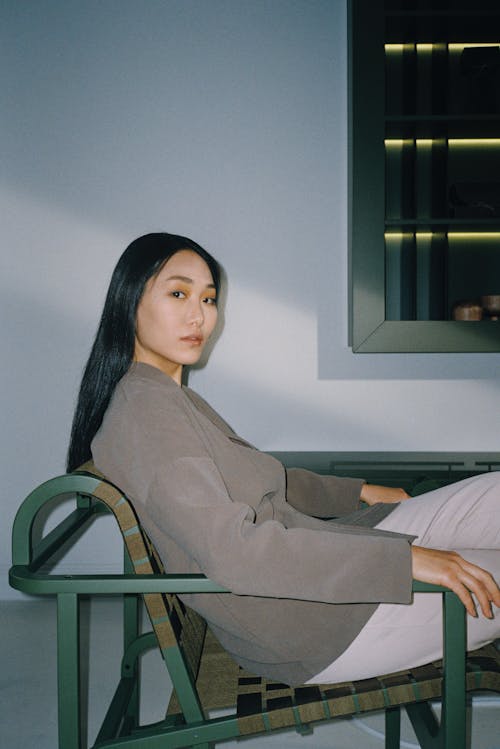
[123,361,179,390]
[112,362,239,442]
[97,363,201,453]
[115,362,184,402]
[109,362,188,421]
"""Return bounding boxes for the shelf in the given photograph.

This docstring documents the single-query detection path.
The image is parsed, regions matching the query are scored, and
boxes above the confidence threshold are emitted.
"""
[385,116,500,138]
[348,0,500,352]
[386,14,500,44]
[385,219,500,229]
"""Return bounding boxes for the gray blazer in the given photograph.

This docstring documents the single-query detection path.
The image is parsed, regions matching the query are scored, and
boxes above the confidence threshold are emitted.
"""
[92,363,413,684]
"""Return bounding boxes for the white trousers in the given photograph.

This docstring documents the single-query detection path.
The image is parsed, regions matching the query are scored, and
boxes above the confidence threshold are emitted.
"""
[307,471,500,684]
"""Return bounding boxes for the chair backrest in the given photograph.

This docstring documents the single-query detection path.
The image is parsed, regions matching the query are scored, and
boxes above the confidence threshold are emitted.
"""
[77,461,208,719]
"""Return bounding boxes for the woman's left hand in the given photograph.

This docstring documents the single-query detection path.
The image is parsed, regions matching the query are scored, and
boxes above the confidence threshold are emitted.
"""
[360,484,411,505]
[411,546,500,618]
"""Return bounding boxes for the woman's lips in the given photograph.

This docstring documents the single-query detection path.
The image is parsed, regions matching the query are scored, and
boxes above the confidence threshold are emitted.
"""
[180,335,203,346]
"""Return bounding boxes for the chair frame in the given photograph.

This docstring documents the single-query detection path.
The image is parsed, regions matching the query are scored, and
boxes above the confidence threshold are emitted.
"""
[9,466,478,749]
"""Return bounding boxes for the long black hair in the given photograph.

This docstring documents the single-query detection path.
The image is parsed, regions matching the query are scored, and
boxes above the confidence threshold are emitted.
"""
[67,232,221,472]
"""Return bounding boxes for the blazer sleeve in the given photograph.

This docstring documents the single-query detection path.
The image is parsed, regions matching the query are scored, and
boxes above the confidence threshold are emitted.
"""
[146,455,412,605]
[285,467,365,518]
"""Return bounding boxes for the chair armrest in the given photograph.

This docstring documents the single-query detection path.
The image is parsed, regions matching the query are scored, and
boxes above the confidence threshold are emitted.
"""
[412,581,448,593]
[10,567,449,597]
[9,567,229,596]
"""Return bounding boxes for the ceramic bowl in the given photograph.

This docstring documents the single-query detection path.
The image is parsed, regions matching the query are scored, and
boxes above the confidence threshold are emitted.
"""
[452,302,483,321]
[481,295,500,315]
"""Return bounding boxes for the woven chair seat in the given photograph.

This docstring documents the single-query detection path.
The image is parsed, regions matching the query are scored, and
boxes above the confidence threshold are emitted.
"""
[169,630,500,736]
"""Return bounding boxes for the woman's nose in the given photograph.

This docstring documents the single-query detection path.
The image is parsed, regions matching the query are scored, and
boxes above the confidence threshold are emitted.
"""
[187,300,204,326]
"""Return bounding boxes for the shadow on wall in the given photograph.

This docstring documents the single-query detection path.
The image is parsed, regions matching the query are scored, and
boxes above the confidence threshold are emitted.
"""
[2,282,412,486]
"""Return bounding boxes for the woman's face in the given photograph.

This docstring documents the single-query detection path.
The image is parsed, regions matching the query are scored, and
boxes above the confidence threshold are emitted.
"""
[134,249,218,383]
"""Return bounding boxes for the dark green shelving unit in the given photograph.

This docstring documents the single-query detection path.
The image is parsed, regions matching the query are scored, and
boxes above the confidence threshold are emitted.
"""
[349,0,500,352]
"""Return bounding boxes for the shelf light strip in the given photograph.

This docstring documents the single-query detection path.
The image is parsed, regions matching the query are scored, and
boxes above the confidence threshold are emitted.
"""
[449,232,500,239]
[449,43,500,51]
[385,139,500,147]
[385,43,500,52]
[449,139,500,147]
[385,232,500,240]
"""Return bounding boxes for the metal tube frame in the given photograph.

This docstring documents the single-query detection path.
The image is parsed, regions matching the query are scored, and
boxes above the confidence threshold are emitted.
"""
[10,475,469,749]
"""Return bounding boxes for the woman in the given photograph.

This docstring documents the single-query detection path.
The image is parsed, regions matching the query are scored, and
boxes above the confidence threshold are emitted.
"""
[68,232,500,686]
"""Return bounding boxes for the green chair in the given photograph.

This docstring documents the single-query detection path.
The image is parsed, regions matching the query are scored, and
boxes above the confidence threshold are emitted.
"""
[9,462,500,749]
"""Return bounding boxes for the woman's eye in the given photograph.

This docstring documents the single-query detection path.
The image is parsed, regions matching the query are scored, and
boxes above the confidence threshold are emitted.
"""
[171,290,186,299]
[203,297,217,305]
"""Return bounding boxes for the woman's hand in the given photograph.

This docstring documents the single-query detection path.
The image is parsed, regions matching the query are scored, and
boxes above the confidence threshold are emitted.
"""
[411,546,500,618]
[360,484,411,505]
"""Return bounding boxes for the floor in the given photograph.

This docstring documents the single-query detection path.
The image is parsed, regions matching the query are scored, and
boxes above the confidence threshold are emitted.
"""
[1,599,499,749]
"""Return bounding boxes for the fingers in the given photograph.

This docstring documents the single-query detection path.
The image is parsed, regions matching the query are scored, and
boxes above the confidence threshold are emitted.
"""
[411,546,500,619]
[448,580,478,618]
[445,570,486,618]
[455,558,500,618]
[396,488,411,501]
[431,552,482,617]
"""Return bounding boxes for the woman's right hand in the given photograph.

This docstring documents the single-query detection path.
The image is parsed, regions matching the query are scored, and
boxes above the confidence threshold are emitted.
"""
[411,545,500,619]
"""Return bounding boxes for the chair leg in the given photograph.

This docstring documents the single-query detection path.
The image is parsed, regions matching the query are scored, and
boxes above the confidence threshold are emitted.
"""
[123,592,141,728]
[441,591,467,749]
[123,549,141,728]
[385,705,401,749]
[57,593,82,749]
[406,702,440,749]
